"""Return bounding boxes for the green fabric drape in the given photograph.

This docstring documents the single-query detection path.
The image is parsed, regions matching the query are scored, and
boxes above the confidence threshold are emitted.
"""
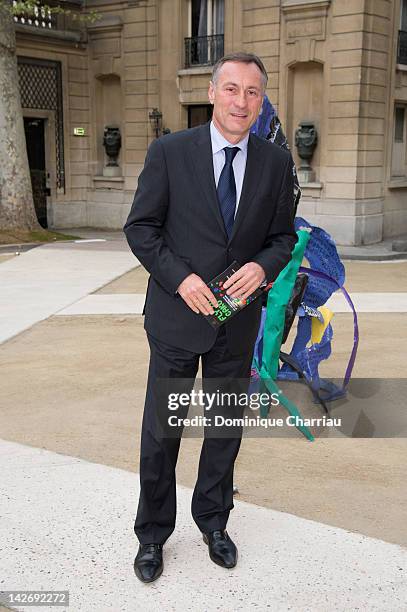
[258,229,315,442]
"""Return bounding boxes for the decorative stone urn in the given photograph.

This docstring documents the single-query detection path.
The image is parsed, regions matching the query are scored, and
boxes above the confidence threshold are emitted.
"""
[294,121,318,183]
[102,125,122,177]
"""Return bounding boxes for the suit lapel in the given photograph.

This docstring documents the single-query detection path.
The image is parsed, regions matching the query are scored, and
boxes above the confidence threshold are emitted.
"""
[190,122,228,240]
[229,134,266,244]
[189,124,266,244]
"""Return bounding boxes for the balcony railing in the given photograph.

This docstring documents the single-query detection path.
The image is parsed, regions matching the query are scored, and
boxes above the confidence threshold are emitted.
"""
[184,34,224,68]
[398,30,407,65]
[13,0,84,32]
[13,0,54,28]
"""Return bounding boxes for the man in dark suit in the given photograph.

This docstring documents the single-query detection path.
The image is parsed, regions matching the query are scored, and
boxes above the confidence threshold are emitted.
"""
[124,52,297,583]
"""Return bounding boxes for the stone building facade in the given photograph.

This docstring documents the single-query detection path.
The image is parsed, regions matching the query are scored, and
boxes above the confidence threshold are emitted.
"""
[15,0,407,245]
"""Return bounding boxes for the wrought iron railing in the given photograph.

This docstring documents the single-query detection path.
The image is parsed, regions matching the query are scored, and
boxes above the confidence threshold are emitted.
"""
[184,34,224,68]
[12,0,84,31]
[398,30,407,65]
[30,169,48,228]
[13,0,54,28]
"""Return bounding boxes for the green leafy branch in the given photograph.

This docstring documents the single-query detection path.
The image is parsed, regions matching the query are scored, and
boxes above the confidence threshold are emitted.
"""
[2,0,99,25]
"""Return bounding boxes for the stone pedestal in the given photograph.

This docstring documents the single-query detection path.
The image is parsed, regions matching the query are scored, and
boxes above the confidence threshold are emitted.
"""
[298,169,316,184]
[103,165,121,178]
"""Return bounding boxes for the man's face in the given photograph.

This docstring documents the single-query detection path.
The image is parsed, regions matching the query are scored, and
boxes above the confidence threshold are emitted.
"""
[208,61,264,143]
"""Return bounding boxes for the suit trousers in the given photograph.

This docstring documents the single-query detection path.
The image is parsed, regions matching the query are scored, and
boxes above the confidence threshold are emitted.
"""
[134,325,254,544]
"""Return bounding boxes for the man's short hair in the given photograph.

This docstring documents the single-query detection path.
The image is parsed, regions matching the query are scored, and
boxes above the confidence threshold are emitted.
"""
[211,52,268,91]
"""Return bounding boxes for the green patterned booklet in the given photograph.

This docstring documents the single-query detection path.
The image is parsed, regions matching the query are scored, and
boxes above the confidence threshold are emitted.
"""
[204,261,263,329]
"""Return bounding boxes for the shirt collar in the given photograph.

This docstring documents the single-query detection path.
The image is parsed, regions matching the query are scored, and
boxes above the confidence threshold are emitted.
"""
[210,121,249,156]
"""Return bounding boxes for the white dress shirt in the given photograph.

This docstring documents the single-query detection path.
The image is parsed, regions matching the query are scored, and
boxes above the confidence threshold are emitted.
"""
[210,121,249,217]
[210,121,267,285]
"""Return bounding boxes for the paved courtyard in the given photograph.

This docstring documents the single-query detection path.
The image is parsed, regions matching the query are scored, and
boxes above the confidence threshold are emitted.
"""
[0,232,406,611]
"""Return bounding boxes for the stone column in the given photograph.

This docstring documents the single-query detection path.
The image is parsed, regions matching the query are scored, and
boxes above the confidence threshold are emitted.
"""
[277,0,395,245]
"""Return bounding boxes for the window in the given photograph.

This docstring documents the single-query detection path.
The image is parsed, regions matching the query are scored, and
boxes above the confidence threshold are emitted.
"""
[395,107,405,142]
[185,0,224,67]
[392,105,407,178]
[190,0,224,38]
[398,0,407,64]
[188,104,213,128]
[401,0,407,31]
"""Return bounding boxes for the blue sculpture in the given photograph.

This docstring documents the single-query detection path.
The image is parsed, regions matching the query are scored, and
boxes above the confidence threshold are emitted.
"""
[251,96,359,411]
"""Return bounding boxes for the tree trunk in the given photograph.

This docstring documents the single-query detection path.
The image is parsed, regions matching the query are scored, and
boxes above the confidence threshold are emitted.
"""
[0,1,40,230]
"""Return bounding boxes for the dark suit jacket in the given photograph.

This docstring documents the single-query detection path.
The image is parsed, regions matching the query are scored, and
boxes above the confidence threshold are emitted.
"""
[124,122,298,354]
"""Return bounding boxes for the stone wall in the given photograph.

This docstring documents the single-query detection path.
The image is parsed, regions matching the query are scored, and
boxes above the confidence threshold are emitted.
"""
[15,0,407,243]
[16,25,90,227]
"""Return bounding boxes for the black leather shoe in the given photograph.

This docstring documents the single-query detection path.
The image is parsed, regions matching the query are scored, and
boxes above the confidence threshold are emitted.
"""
[203,530,237,569]
[134,543,163,583]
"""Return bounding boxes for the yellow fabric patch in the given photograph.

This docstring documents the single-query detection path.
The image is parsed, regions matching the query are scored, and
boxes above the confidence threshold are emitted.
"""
[311,306,334,344]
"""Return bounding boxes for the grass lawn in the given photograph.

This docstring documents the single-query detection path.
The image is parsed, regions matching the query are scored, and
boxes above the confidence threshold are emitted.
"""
[0,228,79,245]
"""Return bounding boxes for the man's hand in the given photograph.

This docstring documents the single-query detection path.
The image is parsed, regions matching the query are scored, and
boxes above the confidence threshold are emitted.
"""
[177,274,218,315]
[222,262,265,300]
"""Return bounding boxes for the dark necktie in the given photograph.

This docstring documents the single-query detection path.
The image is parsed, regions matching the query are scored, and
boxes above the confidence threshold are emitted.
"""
[217,146,240,239]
